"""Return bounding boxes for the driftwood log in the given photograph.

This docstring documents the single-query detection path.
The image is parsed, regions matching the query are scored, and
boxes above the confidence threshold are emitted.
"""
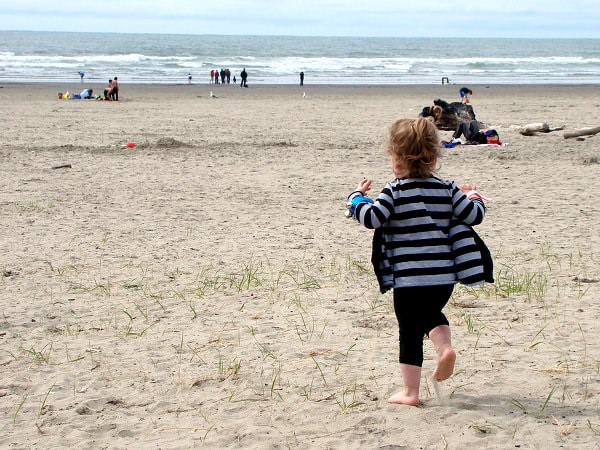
[563,126,600,139]
[420,99,476,131]
[518,122,565,136]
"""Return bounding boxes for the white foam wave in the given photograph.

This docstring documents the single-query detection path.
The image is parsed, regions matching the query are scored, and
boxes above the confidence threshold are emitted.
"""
[1,33,599,84]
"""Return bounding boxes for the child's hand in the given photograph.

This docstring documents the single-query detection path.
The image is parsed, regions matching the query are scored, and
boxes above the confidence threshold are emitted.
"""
[356,178,372,195]
[459,183,493,202]
[459,183,477,193]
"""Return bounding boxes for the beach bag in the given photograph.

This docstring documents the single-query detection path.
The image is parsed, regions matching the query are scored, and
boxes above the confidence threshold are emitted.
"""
[450,222,494,286]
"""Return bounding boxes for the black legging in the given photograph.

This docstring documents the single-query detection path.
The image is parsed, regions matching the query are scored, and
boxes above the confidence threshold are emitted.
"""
[393,284,454,366]
[453,120,480,140]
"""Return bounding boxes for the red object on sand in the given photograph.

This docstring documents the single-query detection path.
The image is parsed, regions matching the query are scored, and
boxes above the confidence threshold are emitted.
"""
[126,142,136,148]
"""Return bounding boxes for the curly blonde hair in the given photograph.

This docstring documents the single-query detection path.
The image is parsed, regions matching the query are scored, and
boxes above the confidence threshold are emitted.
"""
[387,117,440,178]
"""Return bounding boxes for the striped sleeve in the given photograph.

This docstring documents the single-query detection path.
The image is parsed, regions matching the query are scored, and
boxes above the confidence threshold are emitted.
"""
[353,183,395,229]
[451,183,485,225]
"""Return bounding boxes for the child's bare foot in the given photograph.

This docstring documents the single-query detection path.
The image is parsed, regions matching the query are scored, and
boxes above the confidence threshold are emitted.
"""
[387,391,420,406]
[432,347,456,381]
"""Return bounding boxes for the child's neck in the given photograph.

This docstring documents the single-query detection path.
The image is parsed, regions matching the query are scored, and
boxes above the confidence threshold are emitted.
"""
[394,168,410,178]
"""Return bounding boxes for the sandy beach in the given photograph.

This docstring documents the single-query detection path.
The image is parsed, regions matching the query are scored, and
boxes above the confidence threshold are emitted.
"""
[1,82,599,449]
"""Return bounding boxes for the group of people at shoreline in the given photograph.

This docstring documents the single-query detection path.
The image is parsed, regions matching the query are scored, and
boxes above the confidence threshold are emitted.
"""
[210,69,232,85]
[79,68,309,88]
[201,68,305,87]
[207,68,248,87]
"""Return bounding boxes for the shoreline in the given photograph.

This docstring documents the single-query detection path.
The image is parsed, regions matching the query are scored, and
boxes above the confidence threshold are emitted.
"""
[3,81,600,87]
[2,82,598,106]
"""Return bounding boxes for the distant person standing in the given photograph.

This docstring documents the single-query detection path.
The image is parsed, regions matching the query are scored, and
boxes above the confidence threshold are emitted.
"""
[187,73,192,84]
[79,71,85,82]
[111,77,119,101]
[299,71,304,86]
[240,68,248,87]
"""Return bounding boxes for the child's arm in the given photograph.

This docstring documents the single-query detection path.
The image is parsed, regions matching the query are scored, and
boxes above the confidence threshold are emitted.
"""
[346,178,373,218]
[346,179,393,228]
[452,183,488,226]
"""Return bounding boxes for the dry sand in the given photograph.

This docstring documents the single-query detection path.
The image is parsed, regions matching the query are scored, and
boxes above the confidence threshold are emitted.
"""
[1,82,599,449]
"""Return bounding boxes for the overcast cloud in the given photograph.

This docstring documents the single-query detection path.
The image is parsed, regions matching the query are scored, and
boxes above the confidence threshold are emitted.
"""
[0,0,598,38]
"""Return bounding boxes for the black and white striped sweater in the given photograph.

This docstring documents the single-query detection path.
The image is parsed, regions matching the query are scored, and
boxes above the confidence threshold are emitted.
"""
[350,176,486,289]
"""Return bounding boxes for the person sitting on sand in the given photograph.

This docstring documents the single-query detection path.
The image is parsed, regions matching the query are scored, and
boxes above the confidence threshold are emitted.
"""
[452,120,501,144]
[103,79,114,100]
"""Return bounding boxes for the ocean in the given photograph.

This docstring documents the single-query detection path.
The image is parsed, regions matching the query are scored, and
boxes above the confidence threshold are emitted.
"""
[1,31,599,85]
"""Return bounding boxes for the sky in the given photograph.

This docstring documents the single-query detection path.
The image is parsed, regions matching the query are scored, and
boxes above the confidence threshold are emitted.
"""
[0,0,599,38]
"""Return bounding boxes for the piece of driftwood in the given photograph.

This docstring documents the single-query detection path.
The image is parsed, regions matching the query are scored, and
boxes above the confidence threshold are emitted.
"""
[518,122,565,136]
[51,164,72,169]
[563,126,600,139]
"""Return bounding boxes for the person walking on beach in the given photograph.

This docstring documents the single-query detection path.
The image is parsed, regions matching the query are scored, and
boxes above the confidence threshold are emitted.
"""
[299,71,304,86]
[346,117,489,406]
[240,68,248,87]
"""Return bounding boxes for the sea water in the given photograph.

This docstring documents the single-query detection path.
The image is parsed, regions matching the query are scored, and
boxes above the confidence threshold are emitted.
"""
[0,31,599,85]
